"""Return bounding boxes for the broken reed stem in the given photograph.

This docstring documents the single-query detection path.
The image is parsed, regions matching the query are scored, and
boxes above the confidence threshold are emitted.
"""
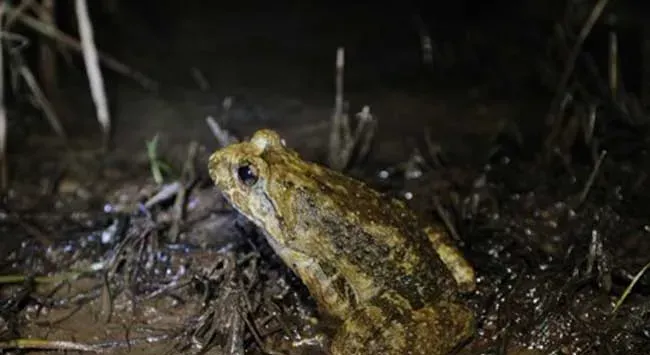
[329,47,345,169]
[75,0,111,149]
[0,4,6,191]
[4,3,158,91]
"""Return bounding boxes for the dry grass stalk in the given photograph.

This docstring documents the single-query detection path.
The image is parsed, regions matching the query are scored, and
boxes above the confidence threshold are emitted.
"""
[39,0,56,98]
[206,98,239,147]
[0,338,101,352]
[5,3,158,91]
[327,47,376,171]
[643,27,650,105]
[544,0,610,160]
[576,149,607,208]
[351,105,376,162]
[5,0,35,28]
[0,4,6,191]
[608,29,618,99]
[18,57,67,140]
[206,116,239,147]
[75,0,110,149]
[328,47,346,170]
[547,0,609,128]
[14,50,66,140]
[0,30,67,146]
[191,67,210,91]
[412,14,433,68]
[169,141,199,242]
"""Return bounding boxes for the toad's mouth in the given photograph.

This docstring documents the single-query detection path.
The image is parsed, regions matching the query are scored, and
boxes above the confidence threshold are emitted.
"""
[220,190,285,241]
[260,229,292,257]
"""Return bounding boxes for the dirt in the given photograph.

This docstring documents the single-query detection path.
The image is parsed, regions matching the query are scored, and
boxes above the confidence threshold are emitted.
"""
[2,1,650,354]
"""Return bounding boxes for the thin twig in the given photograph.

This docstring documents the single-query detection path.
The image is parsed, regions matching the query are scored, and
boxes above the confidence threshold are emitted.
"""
[5,4,158,91]
[75,0,111,149]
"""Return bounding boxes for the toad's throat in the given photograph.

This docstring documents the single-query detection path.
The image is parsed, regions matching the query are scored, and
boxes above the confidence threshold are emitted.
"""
[259,229,357,318]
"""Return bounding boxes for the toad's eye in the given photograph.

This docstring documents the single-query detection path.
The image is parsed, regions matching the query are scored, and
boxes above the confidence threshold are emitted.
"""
[236,163,258,186]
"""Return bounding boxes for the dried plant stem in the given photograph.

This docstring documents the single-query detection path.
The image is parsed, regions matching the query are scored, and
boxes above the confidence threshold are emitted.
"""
[577,149,607,207]
[169,141,199,243]
[613,260,650,314]
[547,0,609,125]
[643,27,650,105]
[0,3,6,191]
[75,0,110,149]
[17,55,66,140]
[39,0,56,97]
[413,14,433,68]
[329,47,346,169]
[0,339,100,352]
[206,115,239,147]
[352,106,376,163]
[433,196,461,242]
[191,67,210,91]
[608,30,618,99]
[5,0,35,28]
[5,3,158,91]
[327,47,376,170]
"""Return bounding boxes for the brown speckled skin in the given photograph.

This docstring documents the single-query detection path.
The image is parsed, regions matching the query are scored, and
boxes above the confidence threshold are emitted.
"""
[208,129,476,355]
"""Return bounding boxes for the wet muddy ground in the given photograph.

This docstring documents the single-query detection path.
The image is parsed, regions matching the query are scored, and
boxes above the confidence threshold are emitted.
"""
[2,1,650,354]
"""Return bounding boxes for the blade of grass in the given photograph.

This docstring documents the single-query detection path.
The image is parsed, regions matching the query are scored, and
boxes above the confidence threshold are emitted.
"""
[612,260,650,314]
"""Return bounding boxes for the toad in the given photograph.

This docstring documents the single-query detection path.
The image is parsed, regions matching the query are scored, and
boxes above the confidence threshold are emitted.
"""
[208,129,476,355]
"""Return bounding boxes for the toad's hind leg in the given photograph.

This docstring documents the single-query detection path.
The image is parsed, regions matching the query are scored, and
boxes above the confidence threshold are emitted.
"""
[330,301,474,355]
